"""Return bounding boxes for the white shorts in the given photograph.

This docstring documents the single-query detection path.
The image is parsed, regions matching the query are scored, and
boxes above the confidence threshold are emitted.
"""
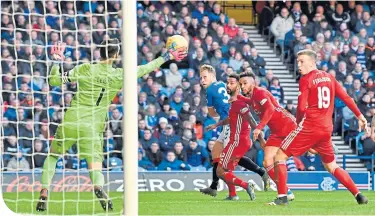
[217,124,230,147]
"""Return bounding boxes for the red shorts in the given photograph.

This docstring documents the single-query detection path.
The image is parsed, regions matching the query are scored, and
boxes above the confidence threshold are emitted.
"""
[267,122,297,147]
[219,138,252,171]
[280,124,335,163]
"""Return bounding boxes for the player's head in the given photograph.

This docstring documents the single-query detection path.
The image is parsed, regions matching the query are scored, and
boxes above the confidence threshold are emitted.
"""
[239,72,256,96]
[226,73,240,96]
[100,38,120,60]
[297,49,317,75]
[199,64,216,89]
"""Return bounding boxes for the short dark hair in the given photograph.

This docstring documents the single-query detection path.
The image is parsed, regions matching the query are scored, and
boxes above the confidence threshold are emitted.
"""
[239,71,256,80]
[100,38,120,60]
[228,73,239,81]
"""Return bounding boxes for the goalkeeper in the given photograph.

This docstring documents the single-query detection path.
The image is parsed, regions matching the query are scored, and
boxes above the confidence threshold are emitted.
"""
[36,38,187,212]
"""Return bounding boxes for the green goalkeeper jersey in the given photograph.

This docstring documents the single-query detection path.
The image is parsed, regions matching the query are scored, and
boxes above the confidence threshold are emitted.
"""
[49,56,165,132]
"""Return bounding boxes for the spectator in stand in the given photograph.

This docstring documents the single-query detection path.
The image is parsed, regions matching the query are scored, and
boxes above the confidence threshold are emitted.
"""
[352,63,364,80]
[365,37,375,59]
[159,124,179,153]
[146,142,163,167]
[348,79,367,103]
[4,135,18,164]
[248,48,266,76]
[260,69,274,88]
[224,18,239,39]
[138,119,147,139]
[170,93,184,114]
[300,14,314,41]
[268,77,284,105]
[229,52,244,72]
[168,109,182,131]
[28,139,46,169]
[258,1,277,35]
[344,74,354,90]
[147,83,161,105]
[147,32,165,56]
[347,55,358,73]
[270,7,294,49]
[2,117,16,137]
[358,28,369,44]
[208,3,228,24]
[140,129,158,150]
[174,141,187,163]
[18,119,36,151]
[138,151,155,171]
[144,104,158,129]
[357,43,367,68]
[189,48,209,73]
[360,127,375,157]
[186,140,209,170]
[179,102,193,122]
[157,151,190,171]
[290,2,302,23]
[6,151,30,171]
[138,92,149,112]
[339,44,352,63]
[355,11,375,34]
[192,2,207,23]
[331,3,351,30]
[153,117,168,139]
[165,63,183,90]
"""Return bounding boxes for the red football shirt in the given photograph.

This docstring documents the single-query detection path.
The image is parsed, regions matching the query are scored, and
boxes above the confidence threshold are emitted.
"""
[238,87,296,134]
[297,69,361,131]
[228,100,251,140]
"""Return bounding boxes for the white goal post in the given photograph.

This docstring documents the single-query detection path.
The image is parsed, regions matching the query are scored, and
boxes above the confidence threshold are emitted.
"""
[122,0,138,215]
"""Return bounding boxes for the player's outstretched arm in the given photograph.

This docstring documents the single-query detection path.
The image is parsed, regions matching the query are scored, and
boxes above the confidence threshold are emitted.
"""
[137,48,187,78]
[49,64,63,86]
[243,112,266,147]
[206,117,230,131]
[296,77,310,124]
[255,95,275,131]
[49,43,66,86]
[334,79,367,131]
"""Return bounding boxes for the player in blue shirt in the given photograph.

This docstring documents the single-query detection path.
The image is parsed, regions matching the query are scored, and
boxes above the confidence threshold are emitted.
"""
[199,64,270,199]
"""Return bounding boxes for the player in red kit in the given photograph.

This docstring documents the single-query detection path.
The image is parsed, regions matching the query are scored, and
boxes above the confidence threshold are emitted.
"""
[206,73,266,201]
[270,49,369,205]
[233,72,296,200]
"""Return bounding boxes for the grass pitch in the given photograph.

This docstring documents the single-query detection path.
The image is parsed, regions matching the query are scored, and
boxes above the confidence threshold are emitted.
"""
[2,190,375,215]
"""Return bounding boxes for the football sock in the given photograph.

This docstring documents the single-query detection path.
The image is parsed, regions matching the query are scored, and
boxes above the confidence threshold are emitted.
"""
[332,167,359,196]
[265,164,276,180]
[266,164,292,192]
[228,183,237,197]
[275,160,288,196]
[223,171,248,189]
[90,170,105,187]
[239,156,265,176]
[41,155,59,189]
[210,161,219,190]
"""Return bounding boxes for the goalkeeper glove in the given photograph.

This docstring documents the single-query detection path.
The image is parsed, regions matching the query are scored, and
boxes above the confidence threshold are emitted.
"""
[51,42,66,62]
[162,47,187,62]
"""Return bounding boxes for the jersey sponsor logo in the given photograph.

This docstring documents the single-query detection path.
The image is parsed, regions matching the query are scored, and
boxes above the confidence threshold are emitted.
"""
[320,177,336,191]
[240,107,249,114]
[259,98,267,105]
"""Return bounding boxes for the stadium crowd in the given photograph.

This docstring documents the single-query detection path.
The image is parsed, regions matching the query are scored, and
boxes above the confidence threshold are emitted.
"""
[258,0,375,170]
[2,0,374,172]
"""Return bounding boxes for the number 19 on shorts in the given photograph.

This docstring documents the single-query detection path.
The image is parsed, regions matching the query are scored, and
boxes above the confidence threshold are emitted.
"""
[318,86,330,109]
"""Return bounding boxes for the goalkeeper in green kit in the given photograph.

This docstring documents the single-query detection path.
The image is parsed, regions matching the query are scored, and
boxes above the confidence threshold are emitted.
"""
[36,38,187,212]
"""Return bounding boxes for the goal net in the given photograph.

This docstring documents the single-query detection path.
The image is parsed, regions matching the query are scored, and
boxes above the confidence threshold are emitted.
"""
[1,1,129,215]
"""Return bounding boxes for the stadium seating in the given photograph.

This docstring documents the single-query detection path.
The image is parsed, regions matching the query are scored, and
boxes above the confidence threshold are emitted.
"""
[2,1,375,173]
